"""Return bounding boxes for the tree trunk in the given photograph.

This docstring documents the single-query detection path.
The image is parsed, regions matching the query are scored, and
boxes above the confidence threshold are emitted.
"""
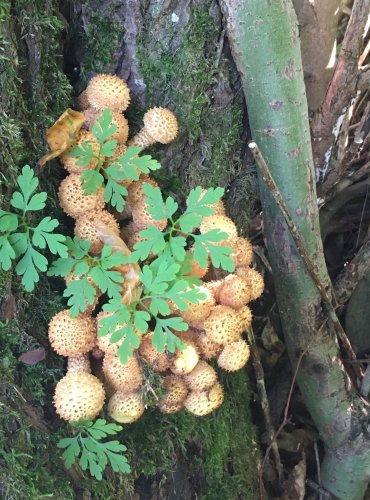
[220,0,370,498]
[0,1,259,498]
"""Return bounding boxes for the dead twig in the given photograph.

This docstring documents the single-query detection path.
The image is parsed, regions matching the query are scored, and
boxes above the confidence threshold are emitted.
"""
[249,142,361,374]
[306,479,334,499]
[247,326,283,484]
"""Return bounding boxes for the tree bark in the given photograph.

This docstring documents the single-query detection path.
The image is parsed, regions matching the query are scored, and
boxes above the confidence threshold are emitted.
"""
[220,0,370,498]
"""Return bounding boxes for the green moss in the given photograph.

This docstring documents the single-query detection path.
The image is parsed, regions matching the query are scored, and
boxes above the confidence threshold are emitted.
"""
[126,369,259,499]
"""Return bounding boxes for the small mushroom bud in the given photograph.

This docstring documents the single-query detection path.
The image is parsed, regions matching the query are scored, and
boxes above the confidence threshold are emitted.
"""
[128,107,178,150]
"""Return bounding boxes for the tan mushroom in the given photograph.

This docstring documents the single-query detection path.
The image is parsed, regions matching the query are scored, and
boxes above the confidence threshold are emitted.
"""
[54,372,105,421]
[128,107,178,150]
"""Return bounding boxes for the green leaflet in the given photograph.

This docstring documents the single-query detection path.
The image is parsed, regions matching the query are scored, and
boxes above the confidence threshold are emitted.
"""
[57,419,130,480]
[0,166,67,291]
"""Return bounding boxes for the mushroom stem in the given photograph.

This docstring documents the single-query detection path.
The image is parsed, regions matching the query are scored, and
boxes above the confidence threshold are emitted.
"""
[128,127,156,149]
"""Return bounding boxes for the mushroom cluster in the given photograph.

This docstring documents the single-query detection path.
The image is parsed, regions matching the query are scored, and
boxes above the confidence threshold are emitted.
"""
[49,73,263,424]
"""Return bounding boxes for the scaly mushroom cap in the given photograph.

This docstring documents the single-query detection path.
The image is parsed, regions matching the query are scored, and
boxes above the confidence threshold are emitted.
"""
[102,354,143,392]
[236,267,264,301]
[86,74,130,112]
[238,305,253,330]
[183,361,217,391]
[127,176,159,205]
[58,173,104,218]
[203,279,224,303]
[60,131,100,174]
[143,107,178,144]
[199,215,238,246]
[171,340,199,375]
[181,286,215,325]
[196,331,223,360]
[54,372,105,421]
[67,354,91,374]
[132,198,167,231]
[91,111,129,143]
[158,375,188,414]
[124,223,152,253]
[48,310,96,356]
[108,391,145,423]
[74,209,120,255]
[203,305,244,344]
[231,237,253,268]
[218,275,252,310]
[184,382,224,416]
[139,332,172,372]
[186,188,226,216]
[217,339,250,371]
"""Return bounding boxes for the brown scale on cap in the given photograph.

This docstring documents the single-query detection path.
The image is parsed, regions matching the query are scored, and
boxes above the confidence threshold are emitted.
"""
[196,331,223,360]
[108,391,145,423]
[203,305,244,345]
[231,237,253,268]
[102,354,143,393]
[139,332,172,372]
[183,361,217,391]
[181,286,215,326]
[217,339,250,372]
[48,310,96,357]
[128,107,178,150]
[54,372,105,421]
[74,209,120,255]
[132,198,167,231]
[86,74,130,112]
[90,111,129,143]
[236,267,264,302]
[58,173,104,218]
[60,131,100,174]
[218,274,252,310]
[199,215,238,246]
[184,381,224,416]
[158,375,188,414]
[67,354,91,374]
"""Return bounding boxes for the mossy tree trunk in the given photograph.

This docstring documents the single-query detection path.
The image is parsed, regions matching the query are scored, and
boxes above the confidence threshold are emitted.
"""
[220,0,370,498]
[0,1,259,498]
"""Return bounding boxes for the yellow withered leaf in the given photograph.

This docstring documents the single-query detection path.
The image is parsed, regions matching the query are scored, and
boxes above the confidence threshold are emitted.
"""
[38,108,85,168]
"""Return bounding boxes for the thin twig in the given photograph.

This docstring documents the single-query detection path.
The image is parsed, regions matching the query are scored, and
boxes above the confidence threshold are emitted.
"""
[314,439,322,500]
[247,326,283,484]
[249,142,361,375]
